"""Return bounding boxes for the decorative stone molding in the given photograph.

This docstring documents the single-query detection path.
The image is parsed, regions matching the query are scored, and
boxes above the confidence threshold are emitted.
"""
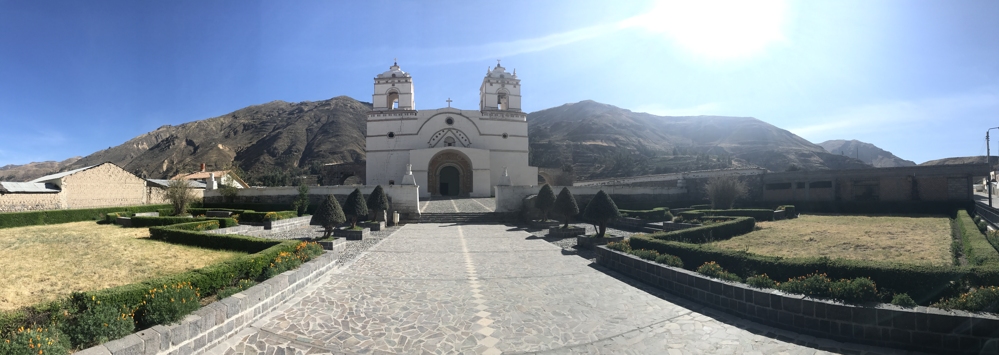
[596,246,999,354]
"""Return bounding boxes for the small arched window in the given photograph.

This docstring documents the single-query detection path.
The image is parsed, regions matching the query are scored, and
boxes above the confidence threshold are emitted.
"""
[497,93,508,110]
[386,91,400,110]
[444,137,456,147]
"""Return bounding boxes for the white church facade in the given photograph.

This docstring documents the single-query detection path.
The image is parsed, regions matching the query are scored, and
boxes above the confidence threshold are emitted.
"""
[365,61,538,197]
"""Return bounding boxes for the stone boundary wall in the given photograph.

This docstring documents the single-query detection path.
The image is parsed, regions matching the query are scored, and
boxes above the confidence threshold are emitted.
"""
[574,168,766,187]
[495,185,687,213]
[596,246,999,354]
[78,242,349,355]
[204,185,420,219]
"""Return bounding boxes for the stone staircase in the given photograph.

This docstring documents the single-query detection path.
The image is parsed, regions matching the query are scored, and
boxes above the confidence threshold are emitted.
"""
[416,212,515,224]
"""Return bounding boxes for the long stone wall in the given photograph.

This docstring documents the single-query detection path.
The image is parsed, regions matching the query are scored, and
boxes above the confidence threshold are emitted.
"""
[0,192,62,212]
[62,163,150,209]
[204,185,421,219]
[597,246,999,354]
[494,185,688,213]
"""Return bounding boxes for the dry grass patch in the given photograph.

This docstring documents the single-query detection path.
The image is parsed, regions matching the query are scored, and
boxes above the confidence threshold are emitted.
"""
[709,214,951,265]
[0,221,244,311]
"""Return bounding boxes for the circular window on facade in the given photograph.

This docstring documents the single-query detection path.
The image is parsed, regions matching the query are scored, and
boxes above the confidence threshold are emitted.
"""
[445,117,454,125]
[387,132,395,138]
[502,133,509,139]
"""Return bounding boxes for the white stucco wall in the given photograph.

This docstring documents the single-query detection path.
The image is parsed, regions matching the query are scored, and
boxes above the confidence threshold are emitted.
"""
[204,185,421,217]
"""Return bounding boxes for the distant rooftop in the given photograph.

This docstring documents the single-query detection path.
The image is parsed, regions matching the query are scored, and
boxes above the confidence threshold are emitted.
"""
[30,164,98,183]
[0,181,60,194]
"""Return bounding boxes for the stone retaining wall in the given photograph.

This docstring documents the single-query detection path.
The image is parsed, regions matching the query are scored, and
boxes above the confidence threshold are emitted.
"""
[78,243,348,355]
[596,246,999,354]
[203,185,420,220]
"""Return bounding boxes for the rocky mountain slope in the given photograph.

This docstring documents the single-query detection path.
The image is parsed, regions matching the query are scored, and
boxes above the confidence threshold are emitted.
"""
[527,100,869,179]
[920,156,998,166]
[0,157,81,181]
[1,98,872,183]
[818,139,916,168]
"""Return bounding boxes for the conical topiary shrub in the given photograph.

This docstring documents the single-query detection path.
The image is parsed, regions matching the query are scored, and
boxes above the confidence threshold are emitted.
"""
[534,184,557,221]
[367,185,389,222]
[343,188,368,229]
[582,190,621,237]
[310,194,345,238]
[553,187,580,229]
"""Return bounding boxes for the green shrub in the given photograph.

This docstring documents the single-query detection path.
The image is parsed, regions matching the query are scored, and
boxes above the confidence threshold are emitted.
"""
[607,240,631,253]
[148,226,279,253]
[689,204,712,210]
[294,241,324,262]
[678,211,705,221]
[778,272,832,298]
[366,185,389,221]
[891,293,917,308]
[0,326,71,355]
[216,279,258,300]
[63,293,135,348]
[978,220,988,234]
[697,209,775,221]
[932,285,999,312]
[129,216,199,227]
[0,204,170,229]
[654,253,684,268]
[954,210,999,266]
[645,217,754,244]
[239,211,297,223]
[535,184,557,221]
[746,274,777,288]
[620,207,671,221]
[777,205,796,218]
[695,262,742,282]
[263,250,303,279]
[582,190,622,238]
[628,234,964,300]
[631,249,659,261]
[136,281,200,329]
[553,187,580,229]
[829,277,879,303]
[663,210,674,221]
[103,211,129,224]
[342,188,368,229]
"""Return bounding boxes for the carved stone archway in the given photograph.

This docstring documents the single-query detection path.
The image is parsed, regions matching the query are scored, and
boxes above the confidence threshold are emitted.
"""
[428,150,473,196]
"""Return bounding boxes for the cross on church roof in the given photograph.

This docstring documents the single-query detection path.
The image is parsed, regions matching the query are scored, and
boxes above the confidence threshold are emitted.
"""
[446,98,452,107]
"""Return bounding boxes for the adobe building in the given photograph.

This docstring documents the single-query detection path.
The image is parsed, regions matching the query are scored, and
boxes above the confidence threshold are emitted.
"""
[172,163,249,189]
[0,162,172,212]
[364,60,538,197]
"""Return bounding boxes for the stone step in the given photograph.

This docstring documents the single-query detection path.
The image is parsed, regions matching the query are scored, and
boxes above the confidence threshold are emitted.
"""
[416,212,514,224]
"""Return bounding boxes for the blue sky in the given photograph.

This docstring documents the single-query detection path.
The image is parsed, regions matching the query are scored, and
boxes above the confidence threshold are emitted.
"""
[0,0,997,167]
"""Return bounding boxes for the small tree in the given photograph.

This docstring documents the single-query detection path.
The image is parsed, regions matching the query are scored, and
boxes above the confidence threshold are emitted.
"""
[292,183,310,216]
[342,188,368,229]
[553,187,580,229]
[367,185,389,222]
[534,184,557,221]
[705,176,748,209]
[582,190,621,237]
[165,179,198,216]
[219,183,239,204]
[310,194,345,238]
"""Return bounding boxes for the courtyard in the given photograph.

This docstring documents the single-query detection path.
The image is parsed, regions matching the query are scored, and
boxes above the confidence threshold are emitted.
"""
[0,221,244,310]
[710,214,953,265]
[206,223,915,355]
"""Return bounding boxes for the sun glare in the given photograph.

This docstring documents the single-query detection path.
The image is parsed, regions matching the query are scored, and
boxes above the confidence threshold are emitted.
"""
[626,0,788,61]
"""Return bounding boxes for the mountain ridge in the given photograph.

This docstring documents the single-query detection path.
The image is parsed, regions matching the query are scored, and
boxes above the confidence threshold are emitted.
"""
[818,139,916,168]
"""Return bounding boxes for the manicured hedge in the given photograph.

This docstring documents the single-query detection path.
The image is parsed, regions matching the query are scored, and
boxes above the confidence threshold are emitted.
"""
[698,209,775,222]
[689,204,712,210]
[628,235,975,302]
[620,207,670,221]
[788,201,969,216]
[203,203,292,213]
[104,212,129,224]
[129,216,238,228]
[83,241,296,312]
[240,211,298,223]
[646,216,755,243]
[186,208,254,217]
[678,211,704,221]
[0,204,170,229]
[777,205,796,218]
[149,224,279,253]
[956,210,999,266]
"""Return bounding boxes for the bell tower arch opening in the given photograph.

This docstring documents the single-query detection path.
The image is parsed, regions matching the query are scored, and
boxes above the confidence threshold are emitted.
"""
[479,60,521,112]
[372,60,415,111]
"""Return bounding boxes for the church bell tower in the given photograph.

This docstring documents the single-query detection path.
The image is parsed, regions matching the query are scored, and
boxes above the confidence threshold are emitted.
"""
[372,60,415,111]
[479,61,521,112]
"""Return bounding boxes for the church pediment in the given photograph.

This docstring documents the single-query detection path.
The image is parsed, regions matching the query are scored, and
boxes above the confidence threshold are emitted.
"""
[428,128,471,148]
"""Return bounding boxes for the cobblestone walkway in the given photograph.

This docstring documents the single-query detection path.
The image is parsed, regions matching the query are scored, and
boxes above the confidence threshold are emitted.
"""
[205,223,921,355]
[420,197,496,213]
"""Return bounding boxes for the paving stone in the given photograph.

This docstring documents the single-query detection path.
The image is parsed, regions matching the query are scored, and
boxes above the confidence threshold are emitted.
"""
[202,206,926,355]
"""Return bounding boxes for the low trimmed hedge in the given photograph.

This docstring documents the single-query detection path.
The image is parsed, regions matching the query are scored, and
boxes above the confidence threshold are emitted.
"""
[129,216,238,228]
[104,212,130,224]
[956,210,999,266]
[698,209,775,221]
[186,208,254,217]
[689,204,712,210]
[627,235,995,302]
[777,205,796,218]
[678,211,704,221]
[149,223,279,253]
[0,204,170,229]
[203,203,294,213]
[788,201,969,216]
[619,207,670,221]
[645,216,755,243]
[239,211,299,223]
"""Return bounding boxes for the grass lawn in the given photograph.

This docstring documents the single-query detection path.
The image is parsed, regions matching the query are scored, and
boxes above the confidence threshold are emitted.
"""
[0,221,245,311]
[709,214,952,265]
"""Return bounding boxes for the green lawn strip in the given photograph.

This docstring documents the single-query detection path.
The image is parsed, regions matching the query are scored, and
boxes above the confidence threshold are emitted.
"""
[956,210,999,266]
[0,204,170,229]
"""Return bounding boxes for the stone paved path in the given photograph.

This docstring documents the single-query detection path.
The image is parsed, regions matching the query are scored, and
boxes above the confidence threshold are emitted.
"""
[205,223,924,355]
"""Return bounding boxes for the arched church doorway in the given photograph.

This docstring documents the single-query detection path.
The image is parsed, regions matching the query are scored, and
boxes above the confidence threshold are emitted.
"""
[439,166,461,196]
[428,150,473,196]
